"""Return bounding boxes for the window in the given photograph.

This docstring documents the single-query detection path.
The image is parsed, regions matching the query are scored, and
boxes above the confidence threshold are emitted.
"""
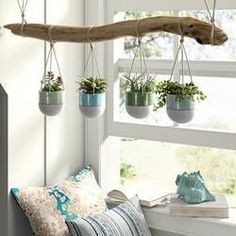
[103,0,236,210]
[112,10,236,131]
[119,138,236,208]
[106,2,236,151]
[82,1,236,234]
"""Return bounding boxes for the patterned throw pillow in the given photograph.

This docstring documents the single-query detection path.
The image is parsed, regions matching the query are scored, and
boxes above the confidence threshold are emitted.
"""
[11,166,106,236]
[66,195,151,236]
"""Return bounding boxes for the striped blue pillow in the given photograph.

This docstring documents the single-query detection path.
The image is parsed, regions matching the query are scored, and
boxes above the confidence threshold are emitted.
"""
[66,195,151,236]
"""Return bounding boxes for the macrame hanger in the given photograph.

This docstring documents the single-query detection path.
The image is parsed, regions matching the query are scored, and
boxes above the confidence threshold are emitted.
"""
[17,0,29,36]
[169,20,193,84]
[179,23,185,85]
[128,19,149,93]
[41,25,64,90]
[83,26,101,94]
[136,19,149,80]
[48,26,62,78]
[203,0,217,45]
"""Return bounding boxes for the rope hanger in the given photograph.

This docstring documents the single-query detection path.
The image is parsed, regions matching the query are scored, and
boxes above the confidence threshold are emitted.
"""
[169,0,217,84]
[17,0,29,36]
[203,0,217,45]
[128,19,151,93]
[41,25,64,90]
[83,26,101,78]
[169,21,193,85]
[82,26,102,94]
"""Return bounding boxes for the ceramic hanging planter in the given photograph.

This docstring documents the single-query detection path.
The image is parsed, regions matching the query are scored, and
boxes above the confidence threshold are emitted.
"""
[156,80,206,124]
[39,37,64,116]
[122,37,157,119]
[77,76,108,118]
[155,34,206,124]
[39,71,64,116]
[79,92,106,118]
[39,90,64,116]
[125,91,154,119]
[166,94,194,124]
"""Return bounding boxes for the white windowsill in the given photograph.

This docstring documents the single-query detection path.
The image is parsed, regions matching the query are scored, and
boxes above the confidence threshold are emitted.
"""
[143,206,236,236]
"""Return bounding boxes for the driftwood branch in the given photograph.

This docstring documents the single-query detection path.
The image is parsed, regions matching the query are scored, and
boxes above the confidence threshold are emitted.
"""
[4,16,228,45]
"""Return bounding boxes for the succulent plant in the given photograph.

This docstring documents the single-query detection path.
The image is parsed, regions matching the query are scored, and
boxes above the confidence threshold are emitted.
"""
[77,76,108,94]
[122,73,157,93]
[156,80,206,109]
[41,71,64,92]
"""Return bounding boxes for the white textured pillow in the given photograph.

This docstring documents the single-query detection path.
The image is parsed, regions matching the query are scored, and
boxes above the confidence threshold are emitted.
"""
[12,166,106,236]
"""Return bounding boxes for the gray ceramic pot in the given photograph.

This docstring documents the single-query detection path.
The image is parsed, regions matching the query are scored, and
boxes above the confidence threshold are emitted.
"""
[166,94,194,124]
[39,91,63,116]
[125,92,154,119]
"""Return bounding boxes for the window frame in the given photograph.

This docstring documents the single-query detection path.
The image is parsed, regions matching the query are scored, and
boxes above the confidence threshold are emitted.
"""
[105,0,236,150]
[85,0,236,233]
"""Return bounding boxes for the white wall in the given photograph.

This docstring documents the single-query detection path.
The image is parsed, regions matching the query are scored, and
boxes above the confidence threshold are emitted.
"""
[46,0,85,185]
[0,0,84,235]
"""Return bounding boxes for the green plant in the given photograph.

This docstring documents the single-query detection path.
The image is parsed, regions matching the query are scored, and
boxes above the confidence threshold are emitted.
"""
[77,76,108,94]
[122,73,157,93]
[41,71,64,92]
[120,163,136,185]
[156,80,206,109]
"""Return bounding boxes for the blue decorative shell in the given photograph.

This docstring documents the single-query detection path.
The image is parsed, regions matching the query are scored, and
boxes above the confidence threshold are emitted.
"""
[176,171,215,204]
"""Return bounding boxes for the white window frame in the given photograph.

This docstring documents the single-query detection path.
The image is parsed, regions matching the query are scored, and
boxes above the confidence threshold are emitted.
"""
[105,0,236,150]
[85,1,236,235]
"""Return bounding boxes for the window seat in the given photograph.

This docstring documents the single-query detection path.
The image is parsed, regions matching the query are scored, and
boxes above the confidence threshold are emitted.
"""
[143,206,236,236]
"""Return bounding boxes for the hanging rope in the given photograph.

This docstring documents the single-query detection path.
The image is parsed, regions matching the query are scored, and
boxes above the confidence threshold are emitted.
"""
[17,0,29,36]
[203,0,217,45]
[169,21,193,85]
[41,25,64,90]
[128,19,150,93]
[83,26,102,94]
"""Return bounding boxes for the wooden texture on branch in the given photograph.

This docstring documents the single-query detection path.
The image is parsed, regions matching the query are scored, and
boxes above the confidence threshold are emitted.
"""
[4,16,228,45]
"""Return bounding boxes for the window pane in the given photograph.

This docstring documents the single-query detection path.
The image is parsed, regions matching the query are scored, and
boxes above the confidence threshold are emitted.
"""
[179,10,236,61]
[117,74,236,132]
[114,11,175,59]
[120,138,236,208]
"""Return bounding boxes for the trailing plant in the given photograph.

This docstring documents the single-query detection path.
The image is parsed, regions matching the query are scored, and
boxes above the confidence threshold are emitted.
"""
[41,71,64,92]
[120,163,136,185]
[122,73,157,93]
[77,76,108,94]
[156,80,206,109]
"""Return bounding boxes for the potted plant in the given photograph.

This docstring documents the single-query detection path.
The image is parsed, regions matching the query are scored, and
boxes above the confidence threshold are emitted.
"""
[123,73,156,119]
[77,76,108,118]
[156,80,206,123]
[39,71,64,116]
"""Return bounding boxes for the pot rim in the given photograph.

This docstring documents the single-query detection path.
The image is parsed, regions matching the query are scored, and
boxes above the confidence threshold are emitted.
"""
[167,94,193,99]
[79,91,106,95]
[126,91,154,94]
[39,90,64,94]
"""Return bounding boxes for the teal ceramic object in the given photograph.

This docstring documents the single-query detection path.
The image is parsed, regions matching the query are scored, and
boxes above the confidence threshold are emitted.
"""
[39,91,63,116]
[176,171,215,204]
[126,92,154,106]
[39,91,63,105]
[79,92,106,118]
[167,94,194,110]
[79,92,105,107]
[166,94,194,124]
